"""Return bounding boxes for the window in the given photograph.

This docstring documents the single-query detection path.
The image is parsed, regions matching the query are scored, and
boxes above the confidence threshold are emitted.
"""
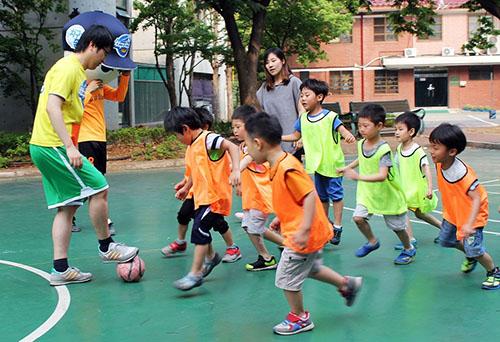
[374,17,397,41]
[116,0,128,10]
[331,31,353,44]
[330,71,353,95]
[299,71,310,82]
[469,66,493,80]
[419,16,442,40]
[468,15,494,37]
[375,70,399,94]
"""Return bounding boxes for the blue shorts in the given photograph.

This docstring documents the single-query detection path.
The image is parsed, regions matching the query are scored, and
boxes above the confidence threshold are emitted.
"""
[314,173,343,202]
[439,219,486,258]
[190,206,229,245]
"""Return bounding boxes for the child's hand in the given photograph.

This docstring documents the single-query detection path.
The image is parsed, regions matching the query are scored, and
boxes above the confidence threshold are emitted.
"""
[67,145,83,169]
[343,168,359,180]
[292,229,310,251]
[344,133,356,144]
[426,188,433,199]
[229,170,241,196]
[270,217,281,231]
[174,179,186,191]
[175,187,188,201]
[87,80,103,93]
[336,167,346,174]
[461,223,475,238]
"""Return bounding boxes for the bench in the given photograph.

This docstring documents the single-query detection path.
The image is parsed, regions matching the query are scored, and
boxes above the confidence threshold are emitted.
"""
[323,102,356,134]
[349,100,426,136]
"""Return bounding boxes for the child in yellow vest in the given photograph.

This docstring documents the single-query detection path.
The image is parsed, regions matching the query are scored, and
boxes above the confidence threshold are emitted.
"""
[340,104,416,265]
[429,123,499,290]
[245,112,362,336]
[282,79,355,246]
[161,107,241,263]
[164,107,241,291]
[393,112,441,249]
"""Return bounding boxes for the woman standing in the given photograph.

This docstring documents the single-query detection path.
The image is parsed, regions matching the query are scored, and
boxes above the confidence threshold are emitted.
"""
[257,47,304,155]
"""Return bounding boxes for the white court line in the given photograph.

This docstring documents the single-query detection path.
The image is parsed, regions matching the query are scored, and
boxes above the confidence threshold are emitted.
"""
[467,115,499,127]
[487,191,500,195]
[0,260,71,341]
[482,179,499,185]
[341,206,500,235]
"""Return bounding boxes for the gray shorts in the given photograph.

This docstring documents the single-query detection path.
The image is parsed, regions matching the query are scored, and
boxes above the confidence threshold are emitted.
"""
[242,209,268,235]
[353,204,407,231]
[275,248,323,291]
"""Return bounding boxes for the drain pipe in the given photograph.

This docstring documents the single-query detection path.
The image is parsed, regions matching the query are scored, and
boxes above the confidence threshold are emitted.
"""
[360,13,365,101]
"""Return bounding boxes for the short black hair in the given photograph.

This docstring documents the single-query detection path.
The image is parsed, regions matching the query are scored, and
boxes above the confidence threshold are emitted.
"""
[194,106,213,129]
[395,112,421,137]
[300,79,329,102]
[232,105,257,123]
[163,106,202,134]
[75,25,114,53]
[429,123,467,154]
[358,103,386,125]
[245,112,282,146]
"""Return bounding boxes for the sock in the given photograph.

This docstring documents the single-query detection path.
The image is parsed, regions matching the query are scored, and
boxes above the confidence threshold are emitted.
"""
[466,257,476,261]
[53,258,69,272]
[176,239,186,244]
[333,224,342,230]
[98,237,114,252]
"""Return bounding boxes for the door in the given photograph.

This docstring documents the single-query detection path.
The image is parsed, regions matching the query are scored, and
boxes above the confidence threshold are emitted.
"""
[414,70,448,107]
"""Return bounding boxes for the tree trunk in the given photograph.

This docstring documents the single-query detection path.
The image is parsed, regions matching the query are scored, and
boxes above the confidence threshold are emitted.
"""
[478,0,500,19]
[165,55,177,107]
[225,65,233,120]
[212,61,221,120]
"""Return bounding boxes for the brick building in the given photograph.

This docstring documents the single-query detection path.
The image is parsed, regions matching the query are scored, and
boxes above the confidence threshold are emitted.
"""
[289,0,500,112]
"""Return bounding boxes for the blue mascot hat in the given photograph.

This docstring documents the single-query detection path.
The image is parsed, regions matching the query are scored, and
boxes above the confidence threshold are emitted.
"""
[63,10,136,70]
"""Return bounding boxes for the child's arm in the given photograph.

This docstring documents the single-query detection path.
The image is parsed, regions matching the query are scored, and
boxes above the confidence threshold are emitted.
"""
[46,95,82,169]
[337,159,359,174]
[343,165,389,183]
[292,190,316,250]
[282,131,301,142]
[240,154,253,171]
[175,176,192,200]
[338,125,356,143]
[462,187,482,237]
[422,164,434,199]
[220,139,241,195]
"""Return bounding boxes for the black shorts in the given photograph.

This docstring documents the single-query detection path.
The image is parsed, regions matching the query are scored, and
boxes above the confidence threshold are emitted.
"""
[177,198,195,225]
[79,141,107,174]
[191,205,229,245]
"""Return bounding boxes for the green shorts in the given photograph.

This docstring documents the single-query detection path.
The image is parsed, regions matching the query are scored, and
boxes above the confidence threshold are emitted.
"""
[30,144,109,209]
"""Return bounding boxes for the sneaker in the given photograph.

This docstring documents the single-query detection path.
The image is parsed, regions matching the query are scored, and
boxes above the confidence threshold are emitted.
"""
[222,245,242,263]
[99,242,139,263]
[273,312,314,336]
[50,266,92,286]
[394,238,418,250]
[434,236,440,244]
[394,248,416,265]
[71,217,81,233]
[234,212,244,220]
[338,276,363,307]
[108,219,116,236]
[355,241,380,258]
[245,255,278,271]
[481,268,500,290]
[201,252,222,278]
[161,240,187,257]
[330,227,343,245]
[173,273,203,291]
[461,258,478,273]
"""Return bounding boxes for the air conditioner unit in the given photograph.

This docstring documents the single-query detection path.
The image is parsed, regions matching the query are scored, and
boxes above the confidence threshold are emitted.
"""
[486,35,499,55]
[442,47,455,56]
[404,48,417,58]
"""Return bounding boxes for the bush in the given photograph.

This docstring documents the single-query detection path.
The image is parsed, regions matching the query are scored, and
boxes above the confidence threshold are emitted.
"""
[107,126,167,144]
[212,120,232,137]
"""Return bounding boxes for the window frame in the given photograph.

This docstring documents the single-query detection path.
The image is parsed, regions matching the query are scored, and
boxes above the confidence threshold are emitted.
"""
[418,15,442,41]
[374,70,399,94]
[374,17,397,42]
[468,66,493,80]
[329,71,354,95]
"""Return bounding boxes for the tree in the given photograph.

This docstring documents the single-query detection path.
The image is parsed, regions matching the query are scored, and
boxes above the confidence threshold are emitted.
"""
[0,0,66,118]
[131,0,228,107]
[462,15,500,53]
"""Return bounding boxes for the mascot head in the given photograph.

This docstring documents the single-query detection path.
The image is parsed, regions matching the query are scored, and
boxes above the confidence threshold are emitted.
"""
[62,11,136,83]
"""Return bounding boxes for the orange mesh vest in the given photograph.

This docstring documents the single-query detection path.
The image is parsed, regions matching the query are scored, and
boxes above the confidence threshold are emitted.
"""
[271,153,332,253]
[240,146,273,214]
[436,160,488,239]
[184,145,193,199]
[188,131,232,216]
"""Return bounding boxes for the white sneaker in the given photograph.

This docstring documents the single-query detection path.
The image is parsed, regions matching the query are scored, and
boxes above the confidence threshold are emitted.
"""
[234,212,244,220]
[50,267,92,286]
[99,242,138,263]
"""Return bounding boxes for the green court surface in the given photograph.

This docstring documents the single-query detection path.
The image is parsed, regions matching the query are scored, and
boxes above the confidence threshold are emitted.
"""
[1,148,499,341]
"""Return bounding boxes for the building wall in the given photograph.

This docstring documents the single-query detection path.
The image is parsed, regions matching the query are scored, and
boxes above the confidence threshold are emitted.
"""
[448,66,500,108]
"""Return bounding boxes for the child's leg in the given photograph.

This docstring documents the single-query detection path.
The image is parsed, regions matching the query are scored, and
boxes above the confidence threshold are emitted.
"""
[385,213,413,250]
[353,216,377,244]
[244,210,273,260]
[414,209,442,229]
[264,229,284,245]
[321,202,330,220]
[332,200,343,227]
[284,290,305,315]
[248,233,272,260]
[476,252,495,272]
[88,189,110,240]
[394,229,412,250]
[190,243,210,276]
[53,205,79,260]
[405,215,415,240]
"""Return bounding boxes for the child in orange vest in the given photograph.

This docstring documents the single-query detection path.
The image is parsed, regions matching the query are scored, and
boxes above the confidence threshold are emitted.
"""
[164,107,241,291]
[244,112,362,335]
[429,123,499,290]
[161,107,241,263]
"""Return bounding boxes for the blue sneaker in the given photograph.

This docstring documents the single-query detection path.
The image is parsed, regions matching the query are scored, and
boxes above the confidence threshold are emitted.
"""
[330,227,343,245]
[273,312,314,336]
[173,273,203,291]
[394,248,416,265]
[394,238,417,250]
[355,241,380,257]
[201,252,222,278]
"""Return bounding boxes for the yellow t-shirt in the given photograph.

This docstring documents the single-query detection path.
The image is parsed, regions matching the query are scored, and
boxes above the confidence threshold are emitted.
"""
[30,54,87,147]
